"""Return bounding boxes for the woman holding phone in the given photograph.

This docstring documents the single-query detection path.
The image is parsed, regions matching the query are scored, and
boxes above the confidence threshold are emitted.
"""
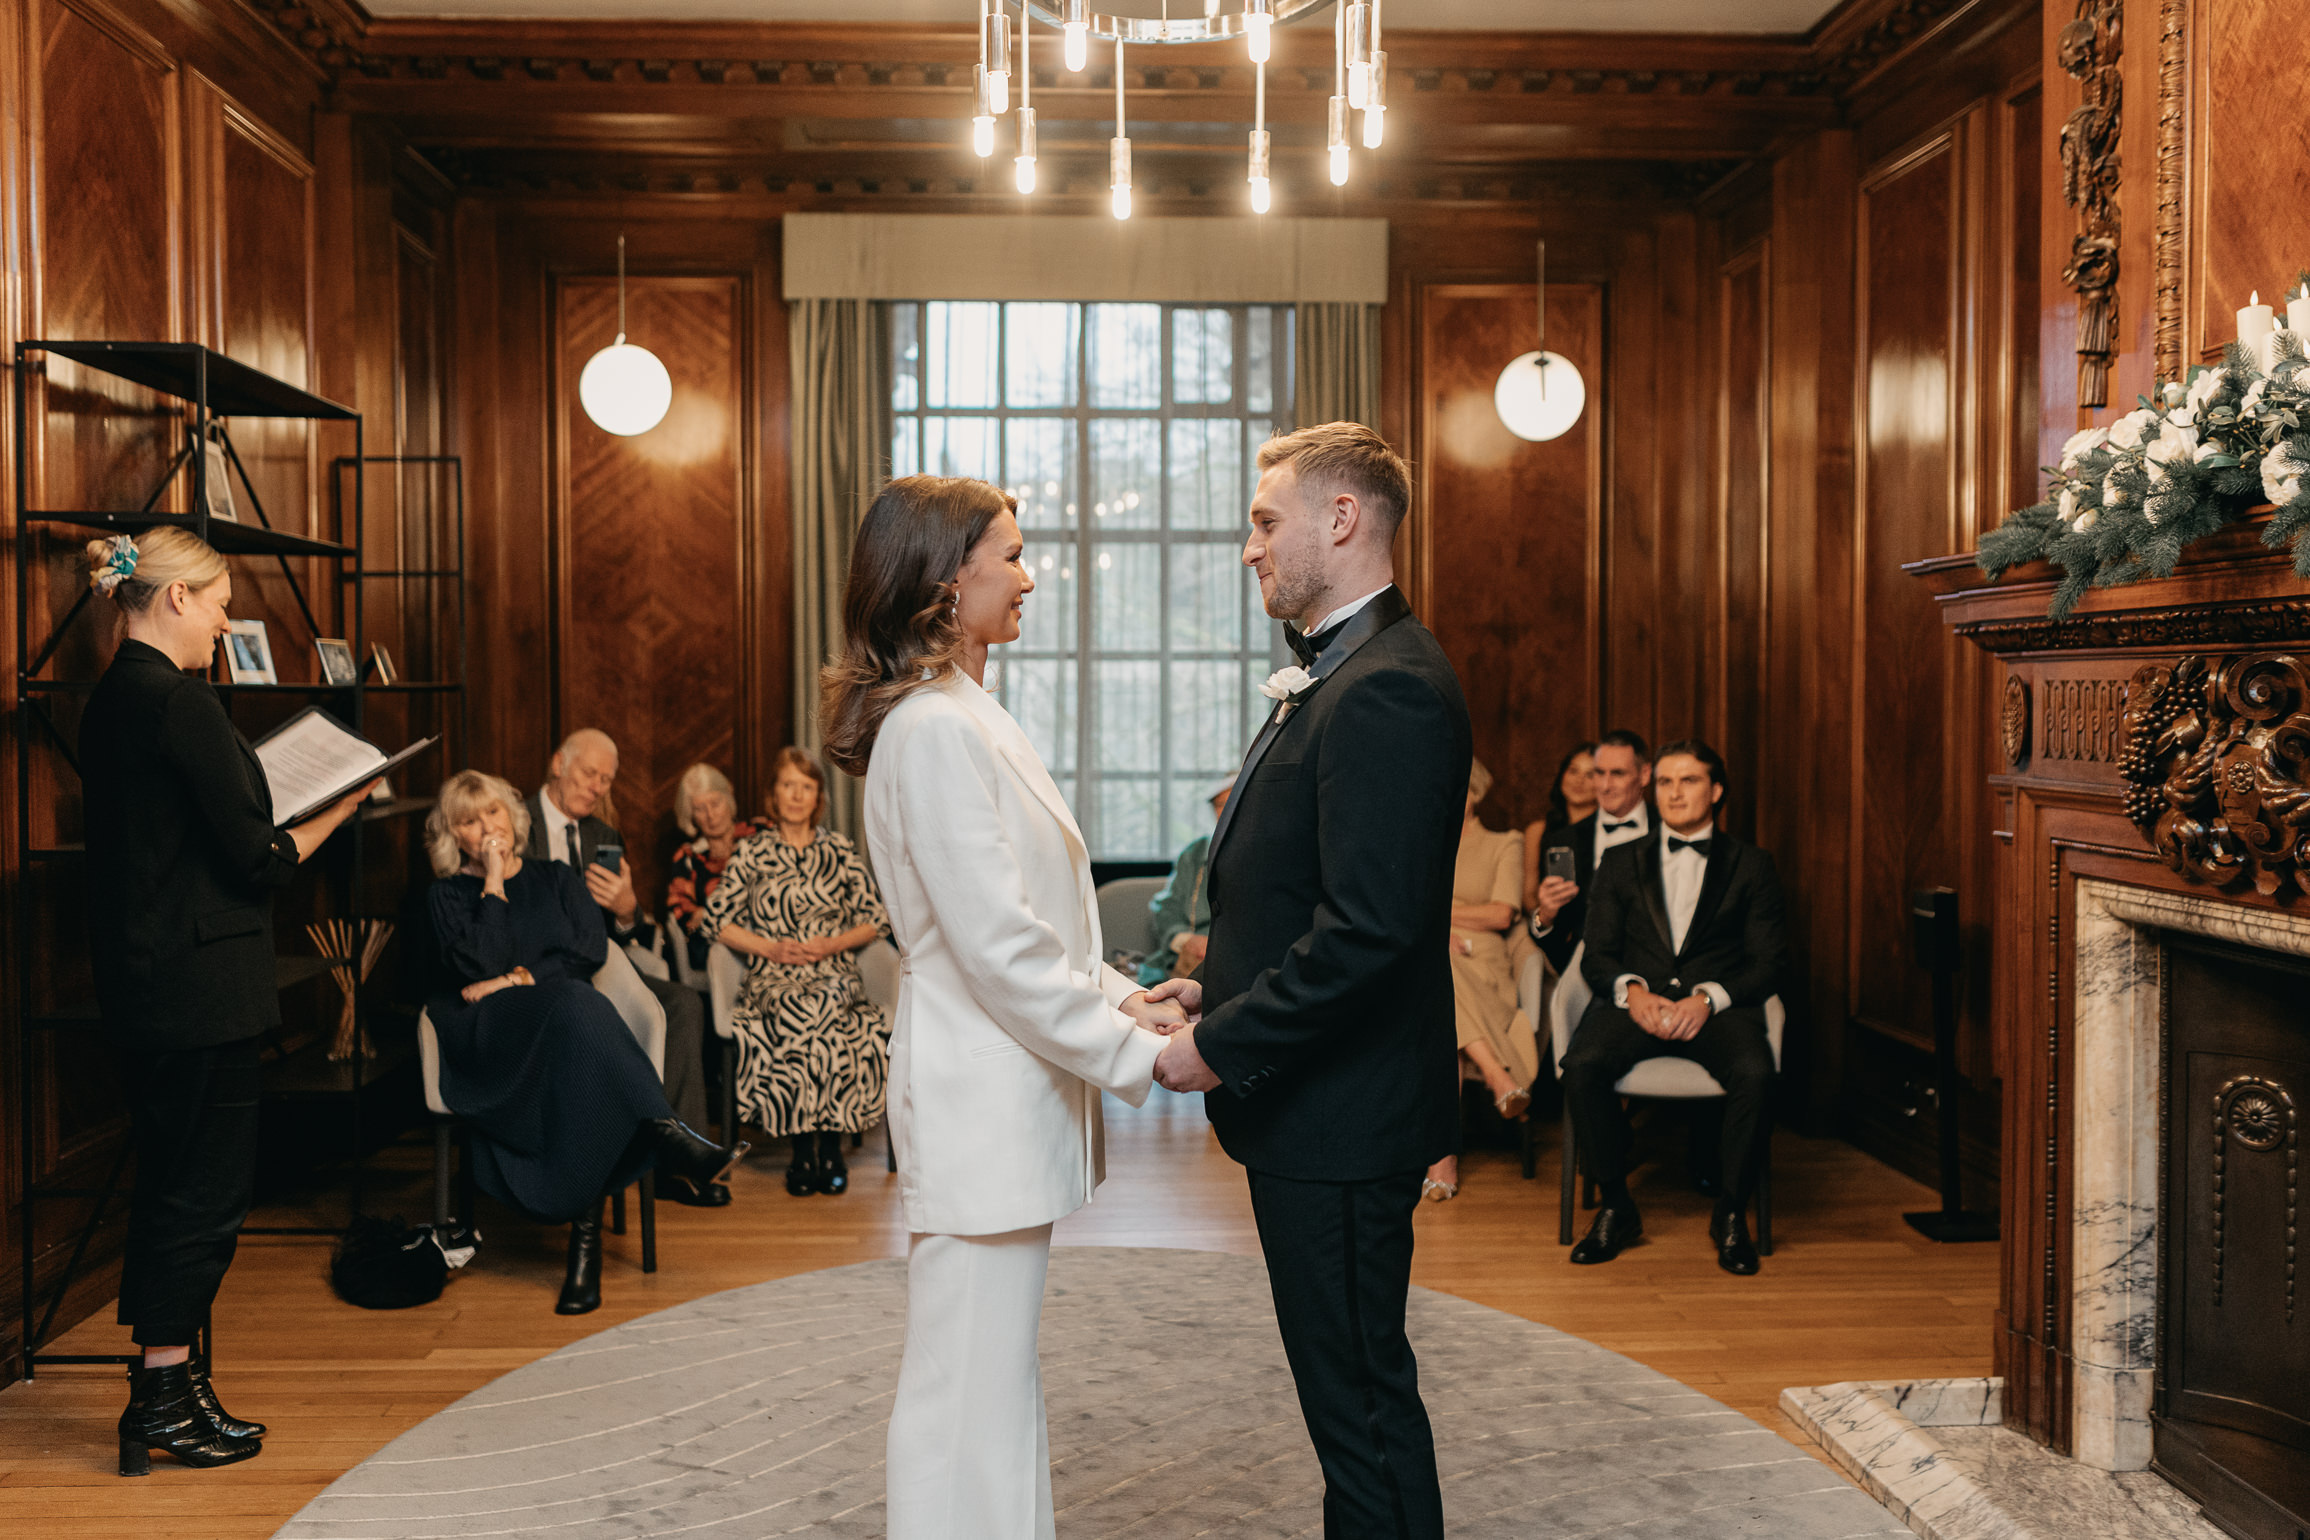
[78,530,377,1474]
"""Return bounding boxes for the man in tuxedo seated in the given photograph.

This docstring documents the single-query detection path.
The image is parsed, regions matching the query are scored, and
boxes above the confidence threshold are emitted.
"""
[1529,728,1652,974]
[1561,738,1788,1275]
[526,728,721,1204]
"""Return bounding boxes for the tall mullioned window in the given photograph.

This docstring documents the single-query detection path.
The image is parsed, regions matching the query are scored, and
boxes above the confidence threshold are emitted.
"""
[890,301,1294,861]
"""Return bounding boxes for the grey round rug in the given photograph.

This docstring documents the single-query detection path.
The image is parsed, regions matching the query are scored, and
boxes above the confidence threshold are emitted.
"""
[277,1248,1901,1539]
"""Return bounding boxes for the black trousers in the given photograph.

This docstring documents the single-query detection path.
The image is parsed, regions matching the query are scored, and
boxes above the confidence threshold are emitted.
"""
[1245,1167,1444,1540]
[114,1036,261,1346]
[1560,1001,1774,1204]
[641,970,709,1129]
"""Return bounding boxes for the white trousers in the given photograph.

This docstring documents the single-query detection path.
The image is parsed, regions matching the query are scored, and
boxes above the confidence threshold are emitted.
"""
[885,1224,1057,1540]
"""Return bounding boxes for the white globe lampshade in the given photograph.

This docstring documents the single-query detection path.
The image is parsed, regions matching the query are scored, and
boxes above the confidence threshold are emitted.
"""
[1493,350,1587,442]
[579,340,673,436]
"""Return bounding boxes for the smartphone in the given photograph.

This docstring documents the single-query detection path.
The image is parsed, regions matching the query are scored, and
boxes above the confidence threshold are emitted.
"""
[592,841,624,876]
[1544,848,1577,885]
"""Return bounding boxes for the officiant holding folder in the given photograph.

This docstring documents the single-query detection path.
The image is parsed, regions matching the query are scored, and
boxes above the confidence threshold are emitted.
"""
[78,530,377,1477]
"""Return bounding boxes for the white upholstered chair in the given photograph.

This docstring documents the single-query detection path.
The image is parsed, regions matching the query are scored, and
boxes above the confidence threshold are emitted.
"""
[703,935,904,1172]
[1548,940,1784,1252]
[1094,875,1167,971]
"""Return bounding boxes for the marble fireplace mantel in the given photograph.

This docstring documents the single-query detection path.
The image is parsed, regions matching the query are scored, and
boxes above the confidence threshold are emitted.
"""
[2069,877,2310,1471]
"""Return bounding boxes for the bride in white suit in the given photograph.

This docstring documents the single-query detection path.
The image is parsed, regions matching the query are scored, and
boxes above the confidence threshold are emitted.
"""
[820,475,1180,1540]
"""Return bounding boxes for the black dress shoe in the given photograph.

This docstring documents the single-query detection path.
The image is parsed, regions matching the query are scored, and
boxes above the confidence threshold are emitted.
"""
[1569,1205,1643,1265]
[649,1117,749,1202]
[1715,1210,1761,1276]
[785,1135,819,1197]
[815,1130,849,1196]
[118,1363,261,1475]
[556,1200,604,1314]
[661,1179,731,1207]
[187,1364,265,1441]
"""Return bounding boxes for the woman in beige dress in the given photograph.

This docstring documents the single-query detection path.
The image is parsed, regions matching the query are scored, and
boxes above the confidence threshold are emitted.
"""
[1424,757,1541,1201]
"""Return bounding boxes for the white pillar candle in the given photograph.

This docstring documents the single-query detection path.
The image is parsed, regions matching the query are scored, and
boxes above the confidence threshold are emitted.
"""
[2239,290,2276,371]
[2288,285,2310,357]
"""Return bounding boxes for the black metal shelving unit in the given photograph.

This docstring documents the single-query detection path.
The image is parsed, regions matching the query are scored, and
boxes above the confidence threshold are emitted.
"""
[9,346,462,1379]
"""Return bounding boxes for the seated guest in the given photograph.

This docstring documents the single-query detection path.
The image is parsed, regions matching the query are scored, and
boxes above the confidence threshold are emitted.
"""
[423,771,747,1315]
[699,747,892,1198]
[1529,728,1653,975]
[1523,741,1597,913]
[526,729,719,1201]
[1138,776,1233,987]
[665,762,767,974]
[1425,759,1542,1202]
[1561,739,1788,1275]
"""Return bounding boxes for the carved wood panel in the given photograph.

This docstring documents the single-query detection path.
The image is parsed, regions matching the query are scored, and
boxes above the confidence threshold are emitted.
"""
[554,275,748,913]
[2039,676,2123,762]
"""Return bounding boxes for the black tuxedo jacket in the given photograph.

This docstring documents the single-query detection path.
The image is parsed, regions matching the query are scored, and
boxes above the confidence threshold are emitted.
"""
[81,639,301,1048]
[1577,828,1788,1014]
[523,790,650,946]
[1196,589,1471,1182]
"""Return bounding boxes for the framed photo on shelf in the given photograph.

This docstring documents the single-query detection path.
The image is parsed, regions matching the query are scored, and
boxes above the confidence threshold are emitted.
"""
[224,619,276,684]
[199,427,239,523]
[315,638,358,687]
[368,643,397,686]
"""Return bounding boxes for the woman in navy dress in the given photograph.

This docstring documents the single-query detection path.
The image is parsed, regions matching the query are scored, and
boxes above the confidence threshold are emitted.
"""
[423,770,746,1314]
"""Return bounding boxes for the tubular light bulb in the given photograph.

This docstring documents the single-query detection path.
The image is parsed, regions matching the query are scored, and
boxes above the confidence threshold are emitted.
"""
[1248,127,1271,214]
[1065,22,1088,71]
[1363,105,1385,148]
[1245,0,1273,63]
[1250,177,1272,213]
[1110,134,1132,220]
[985,11,1011,115]
[973,114,995,157]
[1327,95,1350,184]
[1016,153,1037,193]
[1362,53,1387,147]
[1015,107,1037,192]
[1330,144,1351,185]
[1112,181,1133,219]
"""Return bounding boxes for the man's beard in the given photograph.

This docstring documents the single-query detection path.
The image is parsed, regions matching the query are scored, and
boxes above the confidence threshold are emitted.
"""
[1263,562,1325,625]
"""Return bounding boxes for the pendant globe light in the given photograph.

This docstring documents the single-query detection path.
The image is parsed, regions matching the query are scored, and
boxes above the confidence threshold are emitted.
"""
[1494,240,1586,442]
[579,235,673,437]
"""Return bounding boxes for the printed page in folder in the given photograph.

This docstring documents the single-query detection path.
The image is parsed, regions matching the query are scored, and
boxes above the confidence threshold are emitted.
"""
[252,708,436,826]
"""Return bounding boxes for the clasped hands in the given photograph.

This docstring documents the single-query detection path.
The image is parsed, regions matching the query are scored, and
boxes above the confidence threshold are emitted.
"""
[758,934,845,967]
[1124,979,1221,1093]
[1625,981,1712,1041]
[462,965,535,1004]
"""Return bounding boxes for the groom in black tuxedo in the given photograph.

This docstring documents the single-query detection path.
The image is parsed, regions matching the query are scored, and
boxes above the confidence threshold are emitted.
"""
[1562,738,1789,1274]
[1148,422,1466,1540]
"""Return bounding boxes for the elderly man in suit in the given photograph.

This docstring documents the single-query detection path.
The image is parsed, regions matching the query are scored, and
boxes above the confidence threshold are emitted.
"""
[526,728,720,1203]
[1561,737,1789,1275]
[1528,727,1652,974]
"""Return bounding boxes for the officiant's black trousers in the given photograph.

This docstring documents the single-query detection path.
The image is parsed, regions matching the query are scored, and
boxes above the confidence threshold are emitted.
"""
[113,1036,261,1346]
[1246,1167,1444,1540]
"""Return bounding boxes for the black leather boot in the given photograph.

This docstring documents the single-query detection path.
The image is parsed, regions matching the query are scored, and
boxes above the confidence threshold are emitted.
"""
[118,1362,261,1476]
[648,1118,748,1203]
[556,1200,605,1315]
[188,1361,266,1441]
[815,1130,850,1196]
[785,1133,819,1197]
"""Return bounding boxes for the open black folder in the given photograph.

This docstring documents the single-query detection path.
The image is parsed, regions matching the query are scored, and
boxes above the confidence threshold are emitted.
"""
[251,706,438,828]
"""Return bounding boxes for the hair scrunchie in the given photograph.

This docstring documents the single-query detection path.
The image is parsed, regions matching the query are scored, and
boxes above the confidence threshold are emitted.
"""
[91,533,140,596]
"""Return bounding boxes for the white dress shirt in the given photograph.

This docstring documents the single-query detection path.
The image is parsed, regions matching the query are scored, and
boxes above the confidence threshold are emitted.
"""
[1531,803,1648,944]
[536,786,581,865]
[1613,823,1732,1016]
[1303,584,1391,640]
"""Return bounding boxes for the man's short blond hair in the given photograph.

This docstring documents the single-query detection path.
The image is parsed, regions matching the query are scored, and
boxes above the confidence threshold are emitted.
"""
[1257,421,1412,538]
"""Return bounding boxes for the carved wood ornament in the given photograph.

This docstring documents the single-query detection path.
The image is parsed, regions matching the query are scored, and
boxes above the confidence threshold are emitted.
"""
[2058,0,2124,408]
[2002,676,2029,764]
[2118,654,2310,895]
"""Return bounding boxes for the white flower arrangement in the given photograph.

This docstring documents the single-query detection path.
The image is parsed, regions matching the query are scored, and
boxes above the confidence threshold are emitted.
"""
[1980,316,2310,616]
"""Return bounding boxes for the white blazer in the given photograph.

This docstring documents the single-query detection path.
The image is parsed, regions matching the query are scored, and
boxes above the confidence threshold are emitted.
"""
[865,671,1165,1236]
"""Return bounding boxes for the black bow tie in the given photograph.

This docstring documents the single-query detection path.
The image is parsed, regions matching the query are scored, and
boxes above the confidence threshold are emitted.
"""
[1286,621,1344,668]
[1667,835,1711,855]
[1602,819,1640,833]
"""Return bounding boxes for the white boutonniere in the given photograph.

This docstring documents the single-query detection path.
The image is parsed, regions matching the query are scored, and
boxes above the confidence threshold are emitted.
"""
[1261,665,1318,722]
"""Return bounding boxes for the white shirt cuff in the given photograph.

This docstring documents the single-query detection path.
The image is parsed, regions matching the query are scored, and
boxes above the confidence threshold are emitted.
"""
[1612,974,1645,1009]
[1698,983,1731,1015]
[1529,915,1554,941]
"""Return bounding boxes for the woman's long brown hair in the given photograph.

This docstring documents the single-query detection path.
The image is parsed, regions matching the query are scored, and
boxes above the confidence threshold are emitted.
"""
[820,476,1016,775]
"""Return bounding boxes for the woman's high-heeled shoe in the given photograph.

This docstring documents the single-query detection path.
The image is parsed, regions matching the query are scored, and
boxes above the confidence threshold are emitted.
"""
[1495,1085,1532,1120]
[785,1135,819,1197]
[187,1362,265,1441]
[556,1200,604,1315]
[1421,1177,1459,1202]
[118,1362,261,1476]
[648,1117,749,1202]
[815,1130,850,1196]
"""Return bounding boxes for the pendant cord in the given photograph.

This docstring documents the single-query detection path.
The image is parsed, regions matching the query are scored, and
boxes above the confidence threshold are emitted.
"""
[617,233,628,343]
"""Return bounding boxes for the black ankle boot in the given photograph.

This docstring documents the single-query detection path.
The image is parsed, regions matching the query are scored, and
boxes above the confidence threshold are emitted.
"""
[556,1200,604,1315]
[816,1130,850,1196]
[187,1362,265,1441]
[649,1117,748,1202]
[785,1134,819,1197]
[118,1362,261,1476]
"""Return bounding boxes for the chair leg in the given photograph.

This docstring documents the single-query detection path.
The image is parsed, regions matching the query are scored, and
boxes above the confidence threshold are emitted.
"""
[1520,1112,1537,1181]
[1757,1134,1775,1257]
[1557,1110,1577,1245]
[609,1186,627,1236]
[638,1175,657,1275]
[432,1121,453,1231]
[457,1129,477,1231]
[852,1130,863,1149]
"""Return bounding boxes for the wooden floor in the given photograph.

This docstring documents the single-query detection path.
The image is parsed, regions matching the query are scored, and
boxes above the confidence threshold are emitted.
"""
[0,1092,1997,1534]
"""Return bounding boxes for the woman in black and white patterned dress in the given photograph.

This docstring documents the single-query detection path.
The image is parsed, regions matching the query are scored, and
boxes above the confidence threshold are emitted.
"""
[699,747,891,1196]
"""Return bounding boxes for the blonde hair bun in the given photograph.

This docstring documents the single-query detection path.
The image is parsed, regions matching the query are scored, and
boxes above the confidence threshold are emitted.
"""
[84,526,227,611]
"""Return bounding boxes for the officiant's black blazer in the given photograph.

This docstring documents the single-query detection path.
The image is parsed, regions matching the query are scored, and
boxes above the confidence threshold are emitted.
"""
[80,639,301,1048]
[1576,829,1789,1015]
[1195,595,1470,1183]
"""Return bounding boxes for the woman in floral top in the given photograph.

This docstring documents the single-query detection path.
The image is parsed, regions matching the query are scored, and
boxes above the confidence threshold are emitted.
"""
[664,764,767,974]
[698,747,891,1197]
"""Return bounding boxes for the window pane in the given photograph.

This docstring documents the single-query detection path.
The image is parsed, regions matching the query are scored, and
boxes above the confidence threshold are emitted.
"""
[1095,661,1159,772]
[1093,542,1161,653]
[1000,657,1078,776]
[891,417,921,479]
[922,417,1000,479]
[892,303,921,411]
[1165,773,1226,858]
[1005,418,1077,530]
[1173,308,1233,405]
[1247,306,1275,414]
[1168,418,1244,531]
[1005,303,1080,407]
[1088,303,1161,408]
[1168,659,1243,776]
[1090,418,1159,529]
[924,301,1001,407]
[1019,539,1077,654]
[1099,777,1161,859]
[1170,541,1245,653]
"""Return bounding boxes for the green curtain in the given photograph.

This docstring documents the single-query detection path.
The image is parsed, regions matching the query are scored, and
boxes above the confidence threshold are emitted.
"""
[1293,302,1383,429]
[789,298,891,838]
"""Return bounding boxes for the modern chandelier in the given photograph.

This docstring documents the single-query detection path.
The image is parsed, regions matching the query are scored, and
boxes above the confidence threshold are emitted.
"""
[971,1,1387,219]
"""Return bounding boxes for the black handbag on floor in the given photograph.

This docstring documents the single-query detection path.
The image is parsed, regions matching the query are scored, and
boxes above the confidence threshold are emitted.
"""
[330,1215,450,1309]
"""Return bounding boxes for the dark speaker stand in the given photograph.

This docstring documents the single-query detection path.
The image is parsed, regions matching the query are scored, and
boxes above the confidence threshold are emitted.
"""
[1903,887,1999,1243]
